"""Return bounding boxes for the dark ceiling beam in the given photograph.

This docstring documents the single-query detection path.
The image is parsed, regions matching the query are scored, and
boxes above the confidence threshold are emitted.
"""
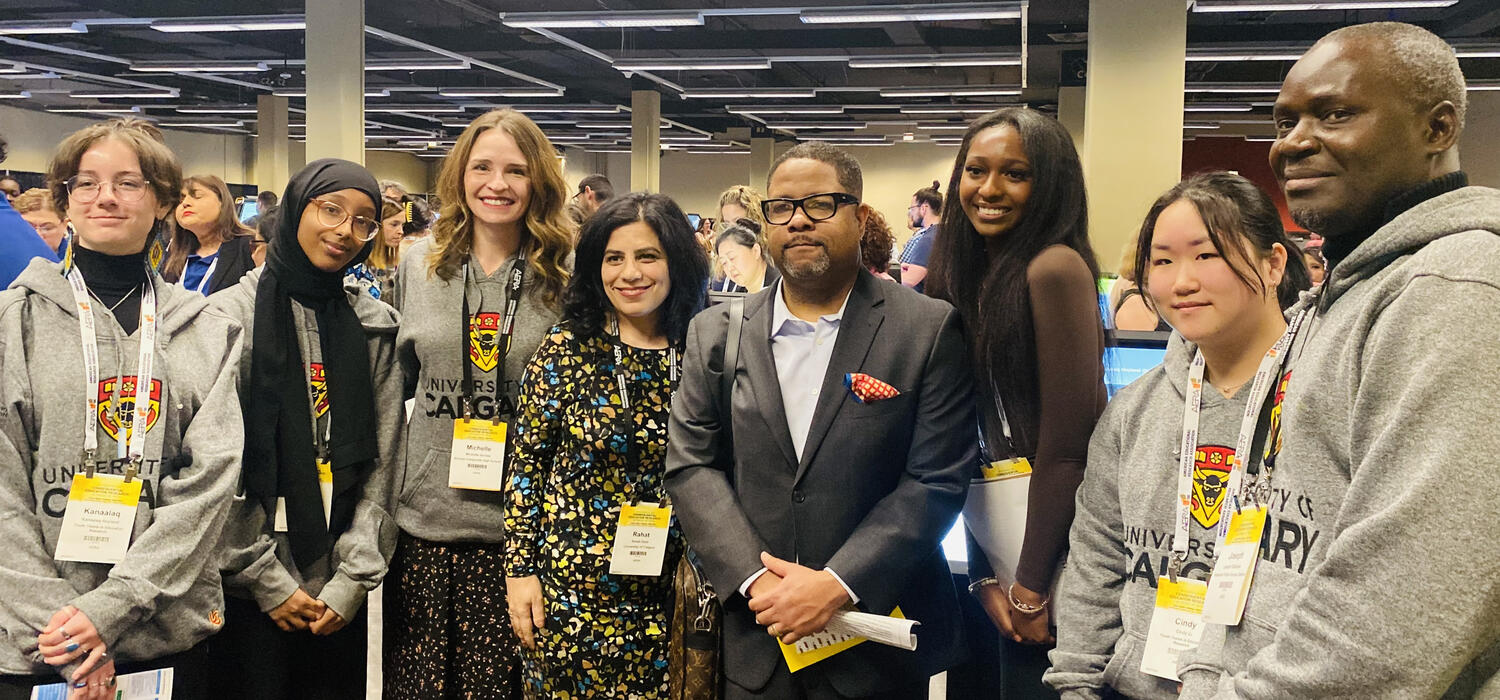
[1442,2,1500,36]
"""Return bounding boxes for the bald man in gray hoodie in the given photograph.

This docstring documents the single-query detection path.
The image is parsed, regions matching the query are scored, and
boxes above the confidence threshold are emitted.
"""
[1177,21,1500,699]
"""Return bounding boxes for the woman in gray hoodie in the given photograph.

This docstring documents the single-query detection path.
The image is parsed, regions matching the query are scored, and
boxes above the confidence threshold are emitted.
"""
[0,118,243,699]
[207,160,403,700]
[1045,172,1309,699]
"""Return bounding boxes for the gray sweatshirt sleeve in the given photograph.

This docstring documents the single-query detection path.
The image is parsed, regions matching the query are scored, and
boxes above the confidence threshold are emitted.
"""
[1208,276,1500,698]
[318,329,403,621]
[1045,403,1127,700]
[219,500,301,612]
[68,319,246,652]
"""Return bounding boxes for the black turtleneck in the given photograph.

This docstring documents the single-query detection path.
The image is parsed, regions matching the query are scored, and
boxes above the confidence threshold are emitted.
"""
[71,245,149,335]
[1322,171,1469,269]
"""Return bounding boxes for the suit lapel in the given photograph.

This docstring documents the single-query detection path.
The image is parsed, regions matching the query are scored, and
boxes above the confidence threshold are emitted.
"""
[208,238,243,293]
[795,271,885,484]
[741,291,800,470]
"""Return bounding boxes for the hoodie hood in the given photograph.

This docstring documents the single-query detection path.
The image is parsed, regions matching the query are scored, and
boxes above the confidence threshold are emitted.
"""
[9,256,209,339]
[1321,186,1500,310]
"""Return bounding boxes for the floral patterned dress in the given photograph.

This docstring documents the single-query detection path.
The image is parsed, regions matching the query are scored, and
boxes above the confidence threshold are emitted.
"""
[504,322,684,698]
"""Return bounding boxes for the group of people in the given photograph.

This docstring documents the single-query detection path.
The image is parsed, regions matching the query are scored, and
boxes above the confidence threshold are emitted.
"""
[0,18,1496,700]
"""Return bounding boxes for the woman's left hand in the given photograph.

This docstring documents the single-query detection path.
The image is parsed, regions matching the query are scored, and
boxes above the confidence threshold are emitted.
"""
[1007,583,1055,645]
[308,606,348,636]
[38,606,106,669]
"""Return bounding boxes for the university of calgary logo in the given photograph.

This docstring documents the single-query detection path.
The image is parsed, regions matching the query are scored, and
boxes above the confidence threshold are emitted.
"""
[309,363,329,417]
[1264,370,1292,465]
[98,376,162,443]
[469,312,502,372]
[1192,444,1235,528]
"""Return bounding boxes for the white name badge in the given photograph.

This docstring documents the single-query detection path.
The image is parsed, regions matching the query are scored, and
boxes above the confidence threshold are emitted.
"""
[1140,577,1208,682]
[273,460,335,533]
[608,502,672,577]
[54,474,142,564]
[1203,505,1268,625]
[449,419,508,491]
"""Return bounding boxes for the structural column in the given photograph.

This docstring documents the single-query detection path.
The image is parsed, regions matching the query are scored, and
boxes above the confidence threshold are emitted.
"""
[749,135,775,190]
[630,89,661,193]
[306,0,365,164]
[255,94,291,196]
[1082,0,1186,263]
[1057,86,1086,156]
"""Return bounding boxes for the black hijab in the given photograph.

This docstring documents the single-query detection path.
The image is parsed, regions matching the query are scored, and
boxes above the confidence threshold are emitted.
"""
[244,158,382,568]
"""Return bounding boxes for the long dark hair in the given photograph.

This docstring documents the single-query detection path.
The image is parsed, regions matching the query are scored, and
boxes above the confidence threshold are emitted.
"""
[926,107,1101,452]
[563,192,710,347]
[1133,171,1311,311]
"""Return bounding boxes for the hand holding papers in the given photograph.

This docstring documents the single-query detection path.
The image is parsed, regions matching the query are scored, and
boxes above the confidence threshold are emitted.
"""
[778,609,919,672]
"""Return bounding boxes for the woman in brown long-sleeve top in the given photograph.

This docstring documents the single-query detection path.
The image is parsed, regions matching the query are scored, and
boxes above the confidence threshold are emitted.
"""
[926,107,1107,699]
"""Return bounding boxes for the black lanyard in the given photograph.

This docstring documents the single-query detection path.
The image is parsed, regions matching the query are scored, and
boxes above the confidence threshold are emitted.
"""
[460,252,526,420]
[609,317,678,502]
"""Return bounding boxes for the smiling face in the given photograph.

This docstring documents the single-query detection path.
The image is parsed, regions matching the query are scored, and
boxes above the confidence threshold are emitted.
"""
[960,125,1033,239]
[765,158,865,284]
[1270,39,1438,239]
[602,220,671,324]
[464,128,532,237]
[1146,199,1284,347]
[66,137,168,256]
[175,181,222,236]
[297,188,376,272]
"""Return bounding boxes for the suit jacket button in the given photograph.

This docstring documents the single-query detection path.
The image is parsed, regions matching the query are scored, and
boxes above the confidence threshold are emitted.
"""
[793,490,806,503]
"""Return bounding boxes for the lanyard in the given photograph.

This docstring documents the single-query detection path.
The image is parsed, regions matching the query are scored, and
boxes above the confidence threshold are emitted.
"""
[975,376,1016,463]
[299,308,333,461]
[610,316,679,502]
[66,267,157,480]
[459,251,526,420]
[1171,309,1309,576]
[186,254,218,295]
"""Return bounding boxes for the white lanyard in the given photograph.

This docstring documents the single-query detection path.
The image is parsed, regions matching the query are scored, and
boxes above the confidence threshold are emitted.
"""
[186,254,218,295]
[66,267,157,478]
[1171,309,1308,575]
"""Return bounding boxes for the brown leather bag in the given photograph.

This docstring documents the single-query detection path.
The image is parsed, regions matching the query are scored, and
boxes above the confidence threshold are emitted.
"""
[668,550,721,699]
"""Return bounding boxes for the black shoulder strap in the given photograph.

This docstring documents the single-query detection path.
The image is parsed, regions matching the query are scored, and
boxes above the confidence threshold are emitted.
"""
[720,298,744,444]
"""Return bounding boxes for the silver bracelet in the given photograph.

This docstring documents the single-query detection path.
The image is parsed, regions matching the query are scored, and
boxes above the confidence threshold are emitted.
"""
[1007,582,1049,615]
[967,576,999,596]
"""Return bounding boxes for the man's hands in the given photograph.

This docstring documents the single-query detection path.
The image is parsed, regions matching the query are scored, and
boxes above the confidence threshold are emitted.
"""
[746,552,850,645]
[269,589,326,632]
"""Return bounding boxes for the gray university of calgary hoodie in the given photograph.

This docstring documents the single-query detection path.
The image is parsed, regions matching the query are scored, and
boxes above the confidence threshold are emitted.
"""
[1046,330,1289,700]
[210,269,403,622]
[1178,184,1500,699]
[0,258,244,678]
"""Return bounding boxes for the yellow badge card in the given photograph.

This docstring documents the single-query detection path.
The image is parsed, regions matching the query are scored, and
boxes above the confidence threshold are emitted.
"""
[54,473,142,564]
[979,457,1032,481]
[1140,577,1207,681]
[608,503,673,577]
[779,607,906,673]
[1202,505,1268,625]
[449,419,508,491]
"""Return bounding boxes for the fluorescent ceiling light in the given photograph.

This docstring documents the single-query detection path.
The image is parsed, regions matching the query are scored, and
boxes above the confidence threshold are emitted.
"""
[682,89,817,99]
[916,124,969,130]
[585,148,634,153]
[1191,0,1456,11]
[47,106,141,114]
[437,87,563,97]
[156,120,246,128]
[545,135,593,141]
[366,104,467,113]
[274,89,392,98]
[0,20,87,35]
[880,86,1021,97]
[726,105,846,115]
[1184,122,1221,129]
[1187,49,1304,61]
[613,58,772,71]
[150,15,305,32]
[1184,102,1254,112]
[899,105,1004,114]
[70,89,180,99]
[678,142,735,148]
[366,58,470,71]
[801,3,1020,23]
[1245,136,1277,141]
[1455,45,1500,58]
[659,134,713,141]
[498,105,622,114]
[849,54,1021,68]
[0,90,30,99]
[133,60,269,73]
[798,135,888,142]
[501,10,704,28]
[1185,82,1283,94]
[1468,81,1500,91]
[574,121,670,129]
[686,149,750,154]
[0,64,26,74]
[764,121,867,130]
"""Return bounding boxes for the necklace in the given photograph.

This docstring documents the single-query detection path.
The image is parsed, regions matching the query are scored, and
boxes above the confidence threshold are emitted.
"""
[93,285,140,313]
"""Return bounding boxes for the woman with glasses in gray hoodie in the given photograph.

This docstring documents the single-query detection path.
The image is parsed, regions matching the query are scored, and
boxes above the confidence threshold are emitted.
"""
[1045,172,1309,699]
[0,118,244,700]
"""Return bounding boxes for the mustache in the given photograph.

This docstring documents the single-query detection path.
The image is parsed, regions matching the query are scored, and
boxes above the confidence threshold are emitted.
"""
[780,236,823,250]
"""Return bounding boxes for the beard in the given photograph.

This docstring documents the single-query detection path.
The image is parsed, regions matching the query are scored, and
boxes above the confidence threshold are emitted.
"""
[780,247,832,280]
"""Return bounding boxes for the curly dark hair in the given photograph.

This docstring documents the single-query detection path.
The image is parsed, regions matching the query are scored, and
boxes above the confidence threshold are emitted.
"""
[563,192,710,347]
[861,208,895,273]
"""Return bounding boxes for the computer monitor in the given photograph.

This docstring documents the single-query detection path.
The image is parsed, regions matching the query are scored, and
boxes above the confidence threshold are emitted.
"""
[1104,329,1170,398]
[687,213,701,230]
[238,199,258,223]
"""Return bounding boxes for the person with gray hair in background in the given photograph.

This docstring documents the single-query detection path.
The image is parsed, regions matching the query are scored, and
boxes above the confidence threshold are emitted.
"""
[1174,21,1500,698]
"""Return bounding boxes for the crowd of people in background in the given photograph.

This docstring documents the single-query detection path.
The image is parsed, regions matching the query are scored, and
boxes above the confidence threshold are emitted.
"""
[0,19,1497,700]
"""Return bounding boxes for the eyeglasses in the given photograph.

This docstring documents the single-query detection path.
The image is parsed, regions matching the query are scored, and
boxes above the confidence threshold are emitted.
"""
[65,175,153,204]
[311,197,380,241]
[761,192,860,225]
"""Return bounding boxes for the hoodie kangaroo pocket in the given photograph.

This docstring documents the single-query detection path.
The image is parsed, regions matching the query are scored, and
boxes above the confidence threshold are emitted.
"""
[1102,629,1146,689]
[399,447,448,507]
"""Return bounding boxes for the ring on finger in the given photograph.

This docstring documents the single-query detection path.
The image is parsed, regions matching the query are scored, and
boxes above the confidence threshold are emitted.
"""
[65,642,80,653]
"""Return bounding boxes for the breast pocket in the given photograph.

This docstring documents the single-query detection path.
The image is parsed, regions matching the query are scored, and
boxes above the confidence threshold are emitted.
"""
[843,391,914,421]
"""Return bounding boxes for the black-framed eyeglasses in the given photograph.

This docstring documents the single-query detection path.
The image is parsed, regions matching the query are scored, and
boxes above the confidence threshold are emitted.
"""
[65,175,153,204]
[760,192,860,225]
[311,197,380,241]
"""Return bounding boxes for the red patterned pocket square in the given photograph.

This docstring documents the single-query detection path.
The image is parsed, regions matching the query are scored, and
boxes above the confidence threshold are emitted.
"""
[845,372,900,404]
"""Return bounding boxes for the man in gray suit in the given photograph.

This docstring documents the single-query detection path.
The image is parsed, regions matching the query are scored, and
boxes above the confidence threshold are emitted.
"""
[666,141,978,699]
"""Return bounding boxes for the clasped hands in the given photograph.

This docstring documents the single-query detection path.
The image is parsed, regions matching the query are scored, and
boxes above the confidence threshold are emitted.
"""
[747,552,850,645]
[37,605,114,697]
[270,588,346,635]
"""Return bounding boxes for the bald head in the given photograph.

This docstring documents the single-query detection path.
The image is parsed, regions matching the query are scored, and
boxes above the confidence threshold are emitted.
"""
[1317,22,1467,132]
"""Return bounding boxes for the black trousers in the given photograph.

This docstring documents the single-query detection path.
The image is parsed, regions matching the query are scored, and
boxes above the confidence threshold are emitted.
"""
[996,636,1061,700]
[0,638,213,700]
[205,594,368,700]
[725,664,930,700]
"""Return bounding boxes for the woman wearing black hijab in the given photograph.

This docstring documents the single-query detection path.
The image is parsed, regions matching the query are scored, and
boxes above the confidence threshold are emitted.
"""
[207,159,404,700]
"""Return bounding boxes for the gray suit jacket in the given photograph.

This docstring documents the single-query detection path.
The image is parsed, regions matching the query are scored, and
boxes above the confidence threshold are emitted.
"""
[666,270,978,695]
